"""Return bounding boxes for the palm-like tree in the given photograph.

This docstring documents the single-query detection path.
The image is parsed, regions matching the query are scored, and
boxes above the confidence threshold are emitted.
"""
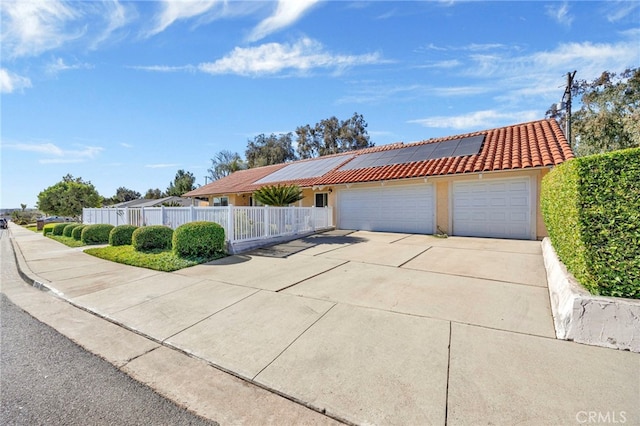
[252,184,304,206]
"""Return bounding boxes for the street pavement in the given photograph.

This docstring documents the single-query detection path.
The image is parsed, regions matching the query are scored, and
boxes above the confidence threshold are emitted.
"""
[2,223,639,425]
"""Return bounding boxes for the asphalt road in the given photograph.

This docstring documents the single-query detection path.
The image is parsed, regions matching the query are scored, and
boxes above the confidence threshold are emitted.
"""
[0,229,218,425]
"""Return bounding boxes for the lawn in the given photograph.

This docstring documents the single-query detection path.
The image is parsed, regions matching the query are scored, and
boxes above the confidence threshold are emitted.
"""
[84,245,222,272]
[47,235,87,248]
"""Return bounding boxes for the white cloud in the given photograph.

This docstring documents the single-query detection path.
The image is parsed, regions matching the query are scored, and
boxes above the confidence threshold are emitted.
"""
[91,0,135,48]
[247,0,320,42]
[416,60,462,69]
[198,37,384,76]
[0,0,84,58]
[46,58,94,75]
[546,2,573,27]
[128,64,196,73]
[606,1,639,22]
[408,110,540,130]
[4,141,103,163]
[0,68,32,93]
[145,0,222,37]
[120,143,134,148]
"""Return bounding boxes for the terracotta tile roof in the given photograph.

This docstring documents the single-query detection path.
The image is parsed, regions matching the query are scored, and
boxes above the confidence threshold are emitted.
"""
[183,163,287,197]
[186,119,573,196]
[315,119,573,185]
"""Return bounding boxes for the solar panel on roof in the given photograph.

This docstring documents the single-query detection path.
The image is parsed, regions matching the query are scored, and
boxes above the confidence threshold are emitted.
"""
[256,155,352,183]
[338,134,485,172]
[453,135,485,156]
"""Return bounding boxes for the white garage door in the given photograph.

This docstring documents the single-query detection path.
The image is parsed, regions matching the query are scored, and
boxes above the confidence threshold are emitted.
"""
[453,178,532,240]
[338,185,434,234]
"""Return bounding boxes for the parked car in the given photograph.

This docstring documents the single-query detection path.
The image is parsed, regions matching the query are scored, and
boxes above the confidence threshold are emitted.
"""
[0,218,7,229]
[41,216,70,223]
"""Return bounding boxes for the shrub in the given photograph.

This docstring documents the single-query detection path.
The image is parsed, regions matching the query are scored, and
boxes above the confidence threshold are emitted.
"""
[43,224,56,236]
[72,225,86,240]
[132,225,173,252]
[81,224,115,245]
[62,223,81,237]
[541,147,640,298]
[173,221,225,259]
[52,223,68,236]
[109,225,138,246]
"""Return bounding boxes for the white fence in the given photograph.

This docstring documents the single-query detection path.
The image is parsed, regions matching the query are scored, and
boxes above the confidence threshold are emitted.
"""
[82,205,333,244]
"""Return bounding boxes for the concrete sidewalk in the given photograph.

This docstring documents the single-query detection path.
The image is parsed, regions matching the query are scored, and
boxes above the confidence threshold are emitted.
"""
[4,224,639,425]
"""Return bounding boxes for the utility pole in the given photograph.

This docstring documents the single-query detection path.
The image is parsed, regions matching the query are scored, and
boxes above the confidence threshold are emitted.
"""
[562,70,577,145]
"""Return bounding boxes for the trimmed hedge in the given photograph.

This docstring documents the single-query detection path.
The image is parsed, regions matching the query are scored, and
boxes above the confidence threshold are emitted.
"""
[43,224,56,236]
[81,224,115,245]
[173,221,225,259]
[72,225,86,240]
[52,223,68,236]
[541,147,640,298]
[132,225,173,252]
[62,223,81,237]
[109,225,138,246]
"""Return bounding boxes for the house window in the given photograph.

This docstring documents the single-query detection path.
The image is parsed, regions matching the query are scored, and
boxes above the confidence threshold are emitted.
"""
[213,196,229,207]
[315,193,328,207]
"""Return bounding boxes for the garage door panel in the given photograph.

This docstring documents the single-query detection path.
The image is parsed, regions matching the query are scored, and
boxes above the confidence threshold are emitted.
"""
[339,185,434,234]
[453,178,532,240]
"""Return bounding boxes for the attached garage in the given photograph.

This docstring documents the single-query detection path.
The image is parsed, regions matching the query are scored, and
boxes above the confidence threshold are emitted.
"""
[338,184,434,234]
[452,177,534,240]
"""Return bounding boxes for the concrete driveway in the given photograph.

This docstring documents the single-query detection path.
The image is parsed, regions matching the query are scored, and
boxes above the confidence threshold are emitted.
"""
[7,227,639,425]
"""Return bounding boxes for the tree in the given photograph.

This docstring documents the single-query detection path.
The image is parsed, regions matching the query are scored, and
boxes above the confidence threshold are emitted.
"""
[37,174,102,218]
[20,203,26,211]
[144,188,165,199]
[245,133,297,168]
[112,187,141,203]
[166,169,196,196]
[296,112,373,159]
[208,150,247,180]
[252,184,304,206]
[548,68,639,156]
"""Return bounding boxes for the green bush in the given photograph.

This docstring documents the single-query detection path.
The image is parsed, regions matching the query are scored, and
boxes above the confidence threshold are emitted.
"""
[173,221,226,259]
[109,225,138,246]
[43,224,56,236]
[52,223,68,236]
[72,225,86,240]
[81,224,115,245]
[541,147,640,298]
[132,225,173,252]
[62,223,81,237]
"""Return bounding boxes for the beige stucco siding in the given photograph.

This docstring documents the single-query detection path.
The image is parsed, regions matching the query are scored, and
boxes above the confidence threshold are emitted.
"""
[331,168,551,240]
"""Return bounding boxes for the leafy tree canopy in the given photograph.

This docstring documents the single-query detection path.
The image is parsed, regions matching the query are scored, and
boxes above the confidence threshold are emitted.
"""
[144,188,165,199]
[252,184,304,206]
[296,112,373,159]
[245,133,297,168]
[105,187,141,205]
[37,174,102,217]
[548,68,639,156]
[166,169,196,196]
[208,150,247,181]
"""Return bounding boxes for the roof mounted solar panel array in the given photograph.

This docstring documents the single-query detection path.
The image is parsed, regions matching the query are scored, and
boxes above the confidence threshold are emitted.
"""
[256,154,353,184]
[340,135,485,171]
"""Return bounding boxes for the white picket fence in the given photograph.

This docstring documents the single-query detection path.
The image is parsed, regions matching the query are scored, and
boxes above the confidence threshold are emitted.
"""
[82,205,333,245]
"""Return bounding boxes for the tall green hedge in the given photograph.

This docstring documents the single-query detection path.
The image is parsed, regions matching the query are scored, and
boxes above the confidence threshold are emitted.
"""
[62,223,81,237]
[541,147,640,298]
[132,225,173,252]
[81,224,115,245]
[52,223,68,236]
[109,225,138,246]
[173,221,225,259]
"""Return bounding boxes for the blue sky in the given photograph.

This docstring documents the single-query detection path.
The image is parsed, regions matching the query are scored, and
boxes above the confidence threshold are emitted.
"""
[1,0,638,209]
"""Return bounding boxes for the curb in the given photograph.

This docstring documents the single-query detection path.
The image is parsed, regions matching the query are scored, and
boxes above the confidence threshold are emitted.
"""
[542,238,640,352]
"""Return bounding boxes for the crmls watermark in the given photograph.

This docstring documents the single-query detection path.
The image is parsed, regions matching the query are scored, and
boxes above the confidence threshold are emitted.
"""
[576,411,627,424]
